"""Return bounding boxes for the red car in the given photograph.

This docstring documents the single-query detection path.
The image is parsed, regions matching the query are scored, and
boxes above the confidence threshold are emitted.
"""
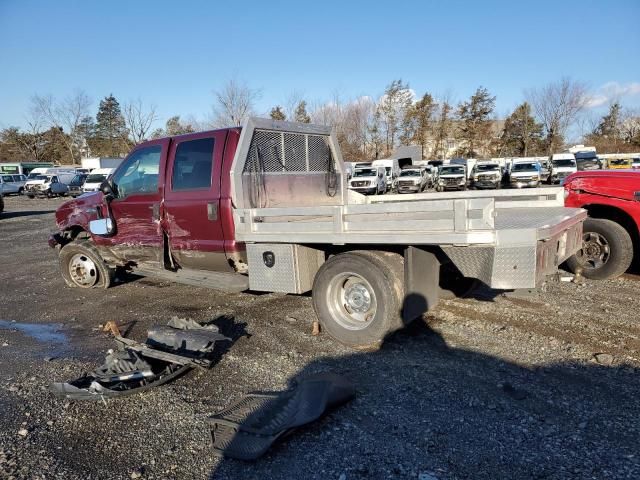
[564,170,640,279]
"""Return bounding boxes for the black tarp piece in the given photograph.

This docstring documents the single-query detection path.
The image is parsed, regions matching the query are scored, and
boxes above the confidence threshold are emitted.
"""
[50,318,230,401]
[208,372,355,460]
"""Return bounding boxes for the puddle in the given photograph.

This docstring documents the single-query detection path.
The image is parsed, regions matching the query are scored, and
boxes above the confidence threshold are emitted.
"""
[0,320,69,344]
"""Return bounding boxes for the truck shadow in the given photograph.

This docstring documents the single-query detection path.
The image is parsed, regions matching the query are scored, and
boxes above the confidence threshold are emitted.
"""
[208,299,638,479]
[0,209,55,219]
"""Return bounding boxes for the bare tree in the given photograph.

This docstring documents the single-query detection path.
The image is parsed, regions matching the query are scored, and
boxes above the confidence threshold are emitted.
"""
[123,98,158,144]
[526,78,588,154]
[211,78,261,127]
[32,89,92,163]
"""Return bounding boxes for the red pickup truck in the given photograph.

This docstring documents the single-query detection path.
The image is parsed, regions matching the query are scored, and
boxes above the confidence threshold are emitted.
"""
[48,118,585,349]
[564,170,640,279]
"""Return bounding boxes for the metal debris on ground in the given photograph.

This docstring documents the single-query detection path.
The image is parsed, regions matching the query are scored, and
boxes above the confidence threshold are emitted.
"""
[208,372,355,460]
[50,318,231,401]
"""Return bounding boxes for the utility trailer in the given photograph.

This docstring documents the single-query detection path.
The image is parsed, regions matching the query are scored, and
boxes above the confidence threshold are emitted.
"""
[52,118,585,349]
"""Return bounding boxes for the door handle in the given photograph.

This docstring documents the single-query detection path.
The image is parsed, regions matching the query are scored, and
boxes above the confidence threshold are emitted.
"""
[207,202,218,221]
[149,203,160,220]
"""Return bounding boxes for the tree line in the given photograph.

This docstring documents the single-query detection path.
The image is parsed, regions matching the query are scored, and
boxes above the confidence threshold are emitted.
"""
[1,78,639,164]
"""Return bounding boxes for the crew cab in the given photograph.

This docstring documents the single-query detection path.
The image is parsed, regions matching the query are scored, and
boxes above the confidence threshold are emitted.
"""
[396,167,428,193]
[49,118,585,349]
[564,170,640,279]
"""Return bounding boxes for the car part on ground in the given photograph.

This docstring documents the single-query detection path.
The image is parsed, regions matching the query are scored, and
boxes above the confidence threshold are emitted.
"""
[50,318,230,400]
[565,218,634,280]
[208,372,355,461]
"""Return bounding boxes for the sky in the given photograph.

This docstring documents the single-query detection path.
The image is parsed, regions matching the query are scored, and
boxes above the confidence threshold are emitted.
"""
[1,0,639,131]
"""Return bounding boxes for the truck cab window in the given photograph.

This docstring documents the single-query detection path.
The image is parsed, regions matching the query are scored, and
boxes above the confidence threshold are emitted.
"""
[111,145,161,198]
[171,138,215,191]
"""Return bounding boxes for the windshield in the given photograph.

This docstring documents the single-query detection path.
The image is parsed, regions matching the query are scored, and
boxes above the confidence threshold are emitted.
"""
[552,159,576,167]
[440,166,464,175]
[27,173,43,179]
[476,164,499,172]
[353,169,376,177]
[86,174,107,183]
[384,167,392,175]
[69,175,87,186]
[610,159,630,165]
[512,163,537,172]
[400,170,421,177]
[30,175,47,181]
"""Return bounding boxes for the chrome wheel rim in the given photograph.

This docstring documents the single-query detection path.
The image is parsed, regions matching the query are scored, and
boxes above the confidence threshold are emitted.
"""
[326,272,377,330]
[577,232,610,270]
[69,253,98,287]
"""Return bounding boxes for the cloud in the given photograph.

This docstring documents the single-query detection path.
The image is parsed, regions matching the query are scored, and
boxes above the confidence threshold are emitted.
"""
[586,81,640,108]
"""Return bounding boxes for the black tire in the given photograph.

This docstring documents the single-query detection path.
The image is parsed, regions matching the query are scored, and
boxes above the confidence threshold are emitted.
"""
[18,187,24,195]
[312,251,404,350]
[27,193,35,199]
[566,218,633,280]
[59,240,114,289]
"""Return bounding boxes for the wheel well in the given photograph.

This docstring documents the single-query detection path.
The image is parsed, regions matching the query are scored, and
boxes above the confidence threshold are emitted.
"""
[63,226,90,242]
[583,204,639,266]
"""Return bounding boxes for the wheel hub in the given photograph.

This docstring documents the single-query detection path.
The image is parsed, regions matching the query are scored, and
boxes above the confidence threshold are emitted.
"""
[69,254,98,287]
[344,283,371,313]
[579,232,610,269]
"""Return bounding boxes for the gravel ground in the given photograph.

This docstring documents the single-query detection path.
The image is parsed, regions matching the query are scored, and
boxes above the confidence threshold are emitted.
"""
[0,195,639,480]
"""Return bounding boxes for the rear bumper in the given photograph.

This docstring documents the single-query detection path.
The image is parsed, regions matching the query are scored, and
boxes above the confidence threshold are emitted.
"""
[442,208,586,289]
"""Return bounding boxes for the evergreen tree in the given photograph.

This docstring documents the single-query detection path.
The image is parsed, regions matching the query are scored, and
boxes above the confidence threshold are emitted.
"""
[270,106,286,121]
[165,116,195,136]
[75,115,96,158]
[95,94,127,156]
[499,102,544,156]
[294,101,311,123]
[457,87,496,157]
[595,103,621,138]
[400,93,436,158]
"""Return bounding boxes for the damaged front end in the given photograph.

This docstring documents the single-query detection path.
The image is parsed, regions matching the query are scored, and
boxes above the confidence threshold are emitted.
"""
[51,317,230,401]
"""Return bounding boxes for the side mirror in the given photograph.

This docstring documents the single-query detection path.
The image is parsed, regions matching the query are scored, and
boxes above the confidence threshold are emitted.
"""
[100,180,115,202]
[89,218,115,236]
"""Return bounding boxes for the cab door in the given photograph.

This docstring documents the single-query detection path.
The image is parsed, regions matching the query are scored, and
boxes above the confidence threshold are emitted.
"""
[98,139,169,265]
[162,131,231,272]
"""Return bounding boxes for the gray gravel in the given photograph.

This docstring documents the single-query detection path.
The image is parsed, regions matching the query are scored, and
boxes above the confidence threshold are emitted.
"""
[0,195,639,480]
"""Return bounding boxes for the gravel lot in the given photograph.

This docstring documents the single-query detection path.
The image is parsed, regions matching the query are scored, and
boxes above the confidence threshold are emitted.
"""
[0,194,639,480]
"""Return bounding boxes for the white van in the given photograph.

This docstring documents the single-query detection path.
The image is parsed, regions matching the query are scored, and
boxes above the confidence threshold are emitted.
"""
[348,166,386,195]
[372,159,401,192]
[83,168,115,193]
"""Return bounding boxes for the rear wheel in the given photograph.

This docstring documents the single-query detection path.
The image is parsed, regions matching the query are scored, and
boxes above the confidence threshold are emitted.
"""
[312,251,403,350]
[59,240,114,289]
[566,218,633,280]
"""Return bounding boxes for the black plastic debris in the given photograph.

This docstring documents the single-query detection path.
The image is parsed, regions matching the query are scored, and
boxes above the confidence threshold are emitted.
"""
[50,318,230,401]
[208,372,355,460]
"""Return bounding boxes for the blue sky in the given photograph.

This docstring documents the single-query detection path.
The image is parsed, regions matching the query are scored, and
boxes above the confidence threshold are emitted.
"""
[1,0,639,130]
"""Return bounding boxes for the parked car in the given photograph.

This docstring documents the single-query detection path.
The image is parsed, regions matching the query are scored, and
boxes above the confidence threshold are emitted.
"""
[549,154,577,184]
[470,162,502,189]
[67,174,88,197]
[396,167,428,193]
[564,170,640,279]
[0,174,27,195]
[24,175,69,198]
[436,165,467,191]
[348,166,386,195]
[509,160,541,188]
[608,158,633,170]
[632,157,640,169]
[83,168,114,193]
[48,118,584,349]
